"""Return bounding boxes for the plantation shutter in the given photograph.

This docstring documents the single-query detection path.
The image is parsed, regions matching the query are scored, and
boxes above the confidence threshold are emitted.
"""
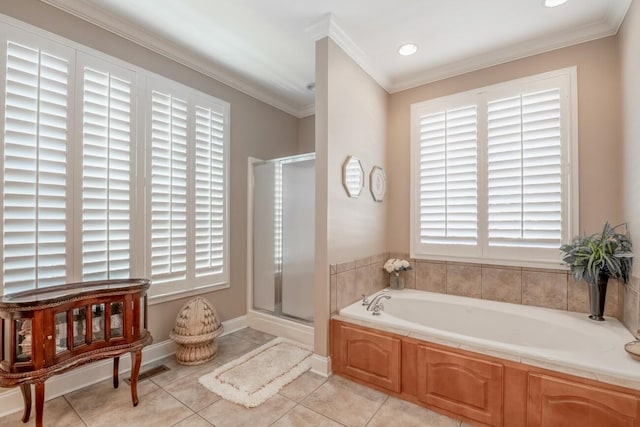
[194,103,226,278]
[81,63,132,281]
[417,105,478,247]
[2,40,70,293]
[150,90,188,282]
[487,88,562,249]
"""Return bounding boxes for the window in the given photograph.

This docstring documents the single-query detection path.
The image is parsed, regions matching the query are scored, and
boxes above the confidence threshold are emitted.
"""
[147,82,230,296]
[1,21,229,298]
[80,56,135,282]
[2,37,72,294]
[411,68,577,268]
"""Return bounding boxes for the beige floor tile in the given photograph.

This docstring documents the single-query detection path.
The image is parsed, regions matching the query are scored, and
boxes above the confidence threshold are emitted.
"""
[81,388,192,427]
[301,376,387,427]
[172,413,213,427]
[162,369,221,412]
[231,327,276,345]
[198,394,296,427]
[211,334,261,365]
[367,396,460,427]
[148,356,217,388]
[272,404,343,427]
[279,371,327,402]
[65,377,159,421]
[0,396,85,427]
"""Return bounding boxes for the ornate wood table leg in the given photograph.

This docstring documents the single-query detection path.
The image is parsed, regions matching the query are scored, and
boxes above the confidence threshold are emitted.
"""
[130,350,142,406]
[113,356,120,388]
[34,383,44,427]
[19,383,31,423]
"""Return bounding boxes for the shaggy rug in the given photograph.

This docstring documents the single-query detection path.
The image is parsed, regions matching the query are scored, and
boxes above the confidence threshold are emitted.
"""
[198,337,312,408]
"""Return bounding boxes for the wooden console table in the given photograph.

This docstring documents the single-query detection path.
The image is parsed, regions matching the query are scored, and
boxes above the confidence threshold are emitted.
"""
[0,279,153,426]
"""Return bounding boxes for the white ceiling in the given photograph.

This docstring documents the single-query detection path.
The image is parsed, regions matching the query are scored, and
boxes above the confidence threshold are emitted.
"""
[43,0,631,117]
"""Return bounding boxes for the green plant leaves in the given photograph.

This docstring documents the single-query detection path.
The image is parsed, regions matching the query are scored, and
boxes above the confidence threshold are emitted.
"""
[560,222,633,285]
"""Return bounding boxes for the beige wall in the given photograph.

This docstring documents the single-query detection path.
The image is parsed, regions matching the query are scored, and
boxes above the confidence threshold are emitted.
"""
[298,115,315,154]
[0,1,300,342]
[387,36,623,254]
[619,0,640,334]
[313,38,330,356]
[313,38,388,355]
[326,39,388,265]
[620,0,640,277]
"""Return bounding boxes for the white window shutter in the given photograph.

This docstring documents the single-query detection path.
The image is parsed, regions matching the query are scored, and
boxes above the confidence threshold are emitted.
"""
[487,88,562,249]
[2,41,70,293]
[81,65,132,281]
[150,90,188,282]
[417,105,478,246]
[194,104,226,277]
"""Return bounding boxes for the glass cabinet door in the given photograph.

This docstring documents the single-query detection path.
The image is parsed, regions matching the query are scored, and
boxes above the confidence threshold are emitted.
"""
[110,302,123,338]
[15,318,32,362]
[55,311,68,354]
[92,304,105,341]
[72,307,86,347]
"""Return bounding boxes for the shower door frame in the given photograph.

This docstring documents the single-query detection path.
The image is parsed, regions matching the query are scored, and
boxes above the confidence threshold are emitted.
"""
[246,156,315,342]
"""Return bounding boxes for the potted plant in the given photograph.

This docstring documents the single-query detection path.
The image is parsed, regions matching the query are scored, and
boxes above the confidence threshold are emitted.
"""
[560,222,633,321]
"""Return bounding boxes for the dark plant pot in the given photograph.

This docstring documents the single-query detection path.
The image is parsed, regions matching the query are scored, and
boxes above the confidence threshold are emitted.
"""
[588,274,609,321]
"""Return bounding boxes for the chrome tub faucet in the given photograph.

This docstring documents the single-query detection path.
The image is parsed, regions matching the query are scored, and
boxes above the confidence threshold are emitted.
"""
[366,293,391,316]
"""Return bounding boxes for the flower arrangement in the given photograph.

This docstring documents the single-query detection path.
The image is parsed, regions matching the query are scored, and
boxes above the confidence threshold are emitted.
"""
[383,258,412,276]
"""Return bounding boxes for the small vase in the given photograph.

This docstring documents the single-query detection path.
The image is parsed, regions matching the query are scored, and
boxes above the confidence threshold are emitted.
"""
[390,273,405,290]
[588,273,609,321]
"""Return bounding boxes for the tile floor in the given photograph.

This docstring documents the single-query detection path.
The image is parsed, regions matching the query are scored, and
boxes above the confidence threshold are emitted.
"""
[0,328,468,427]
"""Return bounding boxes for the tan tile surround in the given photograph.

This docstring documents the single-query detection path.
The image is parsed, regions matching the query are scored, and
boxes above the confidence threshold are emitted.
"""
[330,253,640,337]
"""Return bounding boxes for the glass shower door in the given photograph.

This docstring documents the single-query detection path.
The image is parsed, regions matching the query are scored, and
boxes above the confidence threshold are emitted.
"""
[252,154,315,323]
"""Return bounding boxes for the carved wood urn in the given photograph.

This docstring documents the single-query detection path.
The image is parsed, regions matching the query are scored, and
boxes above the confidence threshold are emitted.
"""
[169,297,223,365]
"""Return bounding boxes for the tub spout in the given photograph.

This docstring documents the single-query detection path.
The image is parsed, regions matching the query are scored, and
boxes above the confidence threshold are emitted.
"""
[366,294,390,312]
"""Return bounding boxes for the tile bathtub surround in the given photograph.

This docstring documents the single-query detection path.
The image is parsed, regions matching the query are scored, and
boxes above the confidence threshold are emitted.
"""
[622,275,640,338]
[331,252,388,313]
[333,252,628,322]
[0,327,467,427]
[330,252,640,338]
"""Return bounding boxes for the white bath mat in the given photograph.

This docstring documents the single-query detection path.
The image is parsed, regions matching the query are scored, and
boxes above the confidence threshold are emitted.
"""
[198,337,312,408]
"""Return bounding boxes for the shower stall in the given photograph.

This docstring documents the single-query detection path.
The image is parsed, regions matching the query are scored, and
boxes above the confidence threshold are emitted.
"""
[249,154,315,339]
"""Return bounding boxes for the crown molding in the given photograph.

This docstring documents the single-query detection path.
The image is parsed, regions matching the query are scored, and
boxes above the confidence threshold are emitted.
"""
[605,0,633,32]
[306,13,390,92]
[298,103,316,118]
[387,15,623,94]
[41,0,309,118]
[41,0,631,115]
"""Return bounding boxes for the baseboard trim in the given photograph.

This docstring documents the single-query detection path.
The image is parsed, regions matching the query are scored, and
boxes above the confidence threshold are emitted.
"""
[220,315,248,336]
[246,310,314,347]
[0,315,247,418]
[310,354,332,377]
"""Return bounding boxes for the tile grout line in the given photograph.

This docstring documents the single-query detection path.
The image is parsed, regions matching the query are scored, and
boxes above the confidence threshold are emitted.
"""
[363,393,389,427]
[267,399,297,426]
[63,394,90,427]
[297,396,349,426]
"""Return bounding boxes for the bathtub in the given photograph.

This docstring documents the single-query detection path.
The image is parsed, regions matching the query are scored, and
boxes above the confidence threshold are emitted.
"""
[338,289,640,387]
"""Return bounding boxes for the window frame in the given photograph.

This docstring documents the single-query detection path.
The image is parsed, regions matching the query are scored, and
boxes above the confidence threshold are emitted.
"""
[410,67,579,269]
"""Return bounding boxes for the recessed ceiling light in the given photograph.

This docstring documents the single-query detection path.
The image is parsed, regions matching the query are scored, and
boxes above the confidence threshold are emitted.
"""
[544,0,568,7]
[398,43,418,56]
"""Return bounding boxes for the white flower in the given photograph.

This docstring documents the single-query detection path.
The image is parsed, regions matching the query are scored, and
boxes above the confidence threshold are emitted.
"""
[383,259,396,273]
[383,258,411,273]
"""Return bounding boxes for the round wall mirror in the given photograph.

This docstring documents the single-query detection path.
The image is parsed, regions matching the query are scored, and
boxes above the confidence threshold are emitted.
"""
[342,156,364,198]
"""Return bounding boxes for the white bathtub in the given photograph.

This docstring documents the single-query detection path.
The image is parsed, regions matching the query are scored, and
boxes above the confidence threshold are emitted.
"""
[338,289,640,388]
